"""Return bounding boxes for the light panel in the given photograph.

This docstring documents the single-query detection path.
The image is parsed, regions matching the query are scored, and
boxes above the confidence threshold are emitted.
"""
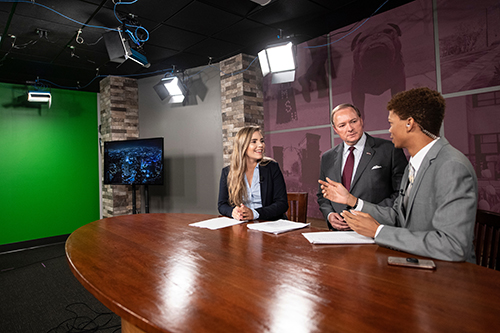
[258,41,296,84]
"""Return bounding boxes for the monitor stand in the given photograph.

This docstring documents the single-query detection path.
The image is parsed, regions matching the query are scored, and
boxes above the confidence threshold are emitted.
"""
[131,185,150,214]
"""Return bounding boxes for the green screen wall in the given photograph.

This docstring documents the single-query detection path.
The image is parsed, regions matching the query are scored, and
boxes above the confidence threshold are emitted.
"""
[0,82,99,245]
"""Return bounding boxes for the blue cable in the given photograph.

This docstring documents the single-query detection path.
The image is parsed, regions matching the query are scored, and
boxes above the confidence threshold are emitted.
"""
[0,0,119,31]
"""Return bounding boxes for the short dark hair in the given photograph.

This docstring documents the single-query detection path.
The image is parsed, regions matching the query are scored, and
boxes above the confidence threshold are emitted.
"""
[331,103,361,127]
[387,87,445,137]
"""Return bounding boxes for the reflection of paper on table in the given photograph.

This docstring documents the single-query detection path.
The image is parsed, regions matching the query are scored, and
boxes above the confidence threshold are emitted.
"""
[302,231,375,244]
[247,220,309,234]
[189,217,243,230]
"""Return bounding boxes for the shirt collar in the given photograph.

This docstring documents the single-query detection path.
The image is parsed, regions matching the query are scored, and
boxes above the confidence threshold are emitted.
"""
[409,137,439,174]
[343,132,366,155]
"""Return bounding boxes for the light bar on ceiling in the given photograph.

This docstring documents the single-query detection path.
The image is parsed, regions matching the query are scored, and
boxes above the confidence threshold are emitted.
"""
[28,91,52,108]
[258,41,296,84]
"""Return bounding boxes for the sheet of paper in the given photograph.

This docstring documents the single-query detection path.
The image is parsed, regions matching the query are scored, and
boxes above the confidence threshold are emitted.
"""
[302,231,375,244]
[189,217,243,230]
[247,220,309,234]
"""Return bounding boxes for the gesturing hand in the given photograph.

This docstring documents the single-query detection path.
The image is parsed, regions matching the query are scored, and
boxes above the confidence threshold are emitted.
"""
[341,210,379,238]
[318,177,356,206]
[328,212,352,231]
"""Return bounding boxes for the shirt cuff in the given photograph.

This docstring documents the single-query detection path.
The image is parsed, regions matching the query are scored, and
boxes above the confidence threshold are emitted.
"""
[354,199,364,211]
[251,208,259,220]
[374,224,384,238]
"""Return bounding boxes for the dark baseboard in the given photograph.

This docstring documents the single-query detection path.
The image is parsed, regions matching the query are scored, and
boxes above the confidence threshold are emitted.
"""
[0,234,70,254]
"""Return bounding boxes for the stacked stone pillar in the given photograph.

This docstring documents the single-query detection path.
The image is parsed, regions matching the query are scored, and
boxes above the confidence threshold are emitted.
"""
[99,76,140,217]
[220,54,264,166]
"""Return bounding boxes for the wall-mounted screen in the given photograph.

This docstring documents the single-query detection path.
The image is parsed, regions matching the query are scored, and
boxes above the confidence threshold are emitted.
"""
[103,137,164,185]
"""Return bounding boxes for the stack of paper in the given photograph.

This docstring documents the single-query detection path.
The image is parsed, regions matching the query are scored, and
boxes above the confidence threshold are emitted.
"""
[189,217,243,230]
[247,220,309,234]
[302,231,375,244]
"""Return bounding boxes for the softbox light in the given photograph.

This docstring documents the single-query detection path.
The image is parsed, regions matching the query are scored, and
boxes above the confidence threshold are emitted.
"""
[258,41,296,84]
[153,76,187,103]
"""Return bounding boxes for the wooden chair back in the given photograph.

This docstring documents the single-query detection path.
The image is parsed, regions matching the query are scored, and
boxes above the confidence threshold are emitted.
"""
[474,209,500,270]
[287,192,308,223]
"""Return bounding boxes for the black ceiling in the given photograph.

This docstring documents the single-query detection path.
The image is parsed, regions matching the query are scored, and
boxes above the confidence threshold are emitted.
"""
[0,0,413,92]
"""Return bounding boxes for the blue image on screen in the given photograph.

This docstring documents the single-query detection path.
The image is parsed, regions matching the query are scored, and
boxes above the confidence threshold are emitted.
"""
[104,138,164,185]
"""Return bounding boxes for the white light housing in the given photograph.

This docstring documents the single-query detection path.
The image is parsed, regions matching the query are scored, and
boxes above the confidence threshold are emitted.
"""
[258,41,296,84]
[28,91,52,107]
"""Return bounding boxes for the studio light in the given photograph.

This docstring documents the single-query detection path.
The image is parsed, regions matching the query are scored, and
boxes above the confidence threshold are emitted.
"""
[104,30,150,68]
[258,41,296,84]
[153,76,187,103]
[27,91,52,107]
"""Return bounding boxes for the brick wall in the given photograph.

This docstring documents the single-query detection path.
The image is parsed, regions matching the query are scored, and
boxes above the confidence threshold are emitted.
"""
[220,54,264,166]
[99,76,140,217]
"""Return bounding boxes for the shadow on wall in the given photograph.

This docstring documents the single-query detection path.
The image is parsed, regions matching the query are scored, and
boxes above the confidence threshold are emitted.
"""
[149,154,217,214]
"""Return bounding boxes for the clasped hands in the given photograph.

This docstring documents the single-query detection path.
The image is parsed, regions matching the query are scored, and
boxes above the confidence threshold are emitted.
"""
[318,177,379,238]
[232,203,254,221]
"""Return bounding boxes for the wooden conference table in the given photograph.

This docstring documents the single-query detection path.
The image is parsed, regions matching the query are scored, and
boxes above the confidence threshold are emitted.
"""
[66,213,500,333]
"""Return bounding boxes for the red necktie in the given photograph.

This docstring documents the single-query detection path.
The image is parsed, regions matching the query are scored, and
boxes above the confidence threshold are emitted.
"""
[342,147,355,191]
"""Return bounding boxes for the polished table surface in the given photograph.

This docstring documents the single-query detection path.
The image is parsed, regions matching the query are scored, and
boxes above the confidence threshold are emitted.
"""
[66,213,500,332]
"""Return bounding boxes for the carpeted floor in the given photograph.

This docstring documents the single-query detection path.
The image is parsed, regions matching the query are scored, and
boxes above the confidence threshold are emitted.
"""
[0,242,121,333]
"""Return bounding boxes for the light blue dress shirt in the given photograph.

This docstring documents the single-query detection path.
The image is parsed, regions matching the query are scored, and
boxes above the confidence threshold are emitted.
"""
[244,164,262,220]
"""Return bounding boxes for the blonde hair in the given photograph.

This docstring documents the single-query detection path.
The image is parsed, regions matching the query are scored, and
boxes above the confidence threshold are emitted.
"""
[227,126,271,206]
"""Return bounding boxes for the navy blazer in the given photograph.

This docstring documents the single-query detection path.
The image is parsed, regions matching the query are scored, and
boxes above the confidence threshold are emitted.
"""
[218,161,288,221]
[317,133,408,229]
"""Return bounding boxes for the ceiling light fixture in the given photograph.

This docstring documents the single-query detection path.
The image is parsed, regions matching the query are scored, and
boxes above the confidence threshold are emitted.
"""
[104,29,150,68]
[258,40,296,84]
[153,76,187,104]
[27,91,52,108]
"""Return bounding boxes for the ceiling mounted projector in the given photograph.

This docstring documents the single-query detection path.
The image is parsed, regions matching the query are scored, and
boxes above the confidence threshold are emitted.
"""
[28,91,52,108]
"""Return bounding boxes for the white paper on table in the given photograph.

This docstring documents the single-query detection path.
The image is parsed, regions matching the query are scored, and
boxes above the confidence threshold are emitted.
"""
[247,220,309,234]
[189,217,244,230]
[302,231,375,244]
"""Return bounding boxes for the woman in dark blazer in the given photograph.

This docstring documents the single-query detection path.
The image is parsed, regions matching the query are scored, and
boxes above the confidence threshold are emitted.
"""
[218,126,288,221]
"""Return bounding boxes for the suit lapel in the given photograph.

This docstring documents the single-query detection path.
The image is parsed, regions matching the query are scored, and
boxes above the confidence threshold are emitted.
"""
[330,144,344,183]
[351,134,374,190]
[405,138,446,217]
[258,164,268,206]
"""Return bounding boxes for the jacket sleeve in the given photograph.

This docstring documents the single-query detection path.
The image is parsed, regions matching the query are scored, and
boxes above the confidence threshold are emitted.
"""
[377,147,407,207]
[317,151,335,220]
[256,162,289,221]
[217,167,234,218]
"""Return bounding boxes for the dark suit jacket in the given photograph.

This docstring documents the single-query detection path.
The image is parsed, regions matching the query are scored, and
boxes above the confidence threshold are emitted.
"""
[363,138,478,262]
[218,161,288,221]
[317,133,407,229]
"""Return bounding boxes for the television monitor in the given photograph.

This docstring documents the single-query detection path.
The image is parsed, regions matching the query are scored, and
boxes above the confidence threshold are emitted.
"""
[103,137,164,185]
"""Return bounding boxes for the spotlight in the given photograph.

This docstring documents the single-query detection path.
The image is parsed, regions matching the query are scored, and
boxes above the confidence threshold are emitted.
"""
[27,91,52,107]
[258,41,296,84]
[153,76,187,103]
[104,30,150,68]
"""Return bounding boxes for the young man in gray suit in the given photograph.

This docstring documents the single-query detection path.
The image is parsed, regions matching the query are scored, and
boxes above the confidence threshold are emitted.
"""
[319,87,478,262]
[317,103,408,230]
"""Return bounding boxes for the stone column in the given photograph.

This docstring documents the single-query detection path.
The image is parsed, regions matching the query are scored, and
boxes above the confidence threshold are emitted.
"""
[99,76,140,217]
[220,53,264,166]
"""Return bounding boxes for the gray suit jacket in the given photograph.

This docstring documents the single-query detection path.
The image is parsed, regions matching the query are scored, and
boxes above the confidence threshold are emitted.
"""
[317,133,408,229]
[363,138,478,262]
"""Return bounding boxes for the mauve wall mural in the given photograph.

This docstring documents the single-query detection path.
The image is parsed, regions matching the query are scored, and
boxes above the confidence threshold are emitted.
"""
[264,0,500,220]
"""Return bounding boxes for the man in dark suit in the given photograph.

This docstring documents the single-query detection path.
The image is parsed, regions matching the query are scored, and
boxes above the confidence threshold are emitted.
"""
[317,103,407,230]
[319,88,478,262]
